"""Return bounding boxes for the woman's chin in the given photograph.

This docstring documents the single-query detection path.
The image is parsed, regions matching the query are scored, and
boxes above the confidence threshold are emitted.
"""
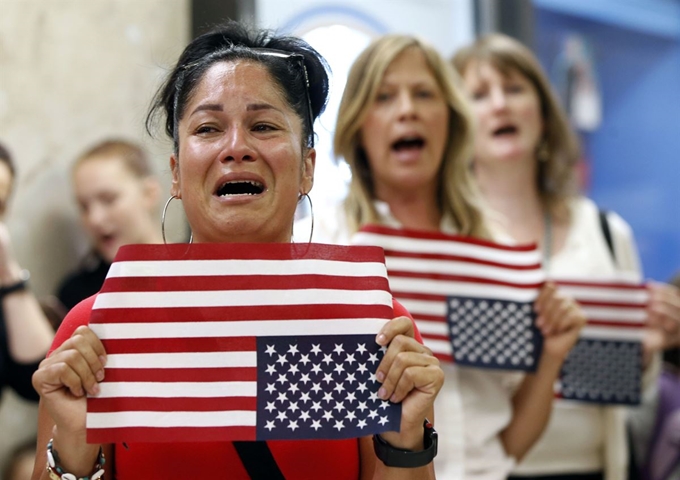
[195,220,291,244]
[97,243,120,263]
[480,149,533,166]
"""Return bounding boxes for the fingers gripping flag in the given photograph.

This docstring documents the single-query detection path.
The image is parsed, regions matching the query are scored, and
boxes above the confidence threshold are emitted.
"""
[352,225,546,371]
[86,243,401,443]
[554,278,648,405]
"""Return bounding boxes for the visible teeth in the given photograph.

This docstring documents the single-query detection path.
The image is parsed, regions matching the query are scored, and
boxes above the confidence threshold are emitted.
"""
[224,180,262,187]
[217,179,265,196]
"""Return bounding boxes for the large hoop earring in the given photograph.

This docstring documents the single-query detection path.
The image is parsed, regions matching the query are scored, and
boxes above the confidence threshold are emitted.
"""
[161,195,193,244]
[297,193,314,244]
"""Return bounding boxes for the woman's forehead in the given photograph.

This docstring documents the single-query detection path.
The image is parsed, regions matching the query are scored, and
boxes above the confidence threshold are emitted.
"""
[75,156,139,186]
[472,57,526,80]
[381,48,435,84]
[189,60,288,109]
[464,59,517,86]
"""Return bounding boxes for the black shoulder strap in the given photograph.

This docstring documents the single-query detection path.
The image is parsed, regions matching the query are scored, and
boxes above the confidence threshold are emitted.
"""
[232,442,286,480]
[598,209,617,263]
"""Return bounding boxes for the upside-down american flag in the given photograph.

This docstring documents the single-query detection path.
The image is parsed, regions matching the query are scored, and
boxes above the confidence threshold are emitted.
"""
[554,278,648,405]
[86,243,401,443]
[352,225,546,371]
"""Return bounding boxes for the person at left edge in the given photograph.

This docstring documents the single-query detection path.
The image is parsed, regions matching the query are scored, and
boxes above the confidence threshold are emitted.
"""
[0,141,54,406]
[30,21,444,480]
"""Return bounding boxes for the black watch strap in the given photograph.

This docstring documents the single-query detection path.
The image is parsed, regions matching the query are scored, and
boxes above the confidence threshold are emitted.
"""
[373,419,438,468]
[0,270,29,299]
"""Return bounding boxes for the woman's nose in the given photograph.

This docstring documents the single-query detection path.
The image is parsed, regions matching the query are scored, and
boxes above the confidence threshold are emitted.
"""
[85,203,107,229]
[489,88,508,110]
[222,126,255,162]
[396,91,417,119]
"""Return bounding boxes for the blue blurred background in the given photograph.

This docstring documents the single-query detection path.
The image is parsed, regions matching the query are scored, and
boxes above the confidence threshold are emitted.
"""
[533,0,680,281]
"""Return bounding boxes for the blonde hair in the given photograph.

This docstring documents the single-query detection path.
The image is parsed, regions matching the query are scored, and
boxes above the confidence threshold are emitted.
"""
[74,139,153,179]
[335,34,488,238]
[452,33,581,219]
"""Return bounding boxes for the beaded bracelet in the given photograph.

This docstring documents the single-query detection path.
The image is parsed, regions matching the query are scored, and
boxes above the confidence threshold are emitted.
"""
[46,438,105,480]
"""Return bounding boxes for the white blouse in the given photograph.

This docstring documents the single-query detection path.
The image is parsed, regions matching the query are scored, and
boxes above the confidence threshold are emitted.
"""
[296,201,517,480]
[512,196,642,480]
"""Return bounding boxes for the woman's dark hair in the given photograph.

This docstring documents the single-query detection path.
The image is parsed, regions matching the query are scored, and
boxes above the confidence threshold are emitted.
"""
[0,141,16,181]
[147,21,330,152]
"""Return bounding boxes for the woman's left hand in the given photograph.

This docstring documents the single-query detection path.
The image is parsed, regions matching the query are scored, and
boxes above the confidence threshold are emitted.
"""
[372,316,443,451]
[646,281,680,351]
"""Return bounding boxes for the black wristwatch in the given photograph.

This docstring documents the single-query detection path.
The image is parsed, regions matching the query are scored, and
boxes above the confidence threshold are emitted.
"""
[373,419,438,468]
[0,269,29,299]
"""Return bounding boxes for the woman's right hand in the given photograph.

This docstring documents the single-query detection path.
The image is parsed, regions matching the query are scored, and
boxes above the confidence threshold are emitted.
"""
[32,325,107,437]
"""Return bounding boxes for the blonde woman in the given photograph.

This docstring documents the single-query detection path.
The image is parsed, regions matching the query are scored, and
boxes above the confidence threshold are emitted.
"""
[297,34,586,480]
[56,140,163,312]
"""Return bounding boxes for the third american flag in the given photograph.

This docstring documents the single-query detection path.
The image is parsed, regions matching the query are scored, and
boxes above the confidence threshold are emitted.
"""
[554,278,647,405]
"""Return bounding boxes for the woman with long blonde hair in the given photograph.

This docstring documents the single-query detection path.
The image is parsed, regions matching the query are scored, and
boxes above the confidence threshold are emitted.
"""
[298,34,586,480]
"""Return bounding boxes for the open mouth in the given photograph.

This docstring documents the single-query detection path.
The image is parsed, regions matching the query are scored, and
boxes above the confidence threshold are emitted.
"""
[493,125,518,136]
[391,135,426,152]
[215,180,265,197]
[98,233,116,246]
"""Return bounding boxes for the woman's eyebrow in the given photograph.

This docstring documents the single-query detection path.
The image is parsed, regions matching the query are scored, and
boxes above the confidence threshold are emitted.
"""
[190,103,223,116]
[247,102,282,113]
[189,103,282,116]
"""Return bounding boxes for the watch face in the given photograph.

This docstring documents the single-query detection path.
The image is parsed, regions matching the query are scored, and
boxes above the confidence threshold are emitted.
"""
[429,428,438,456]
[19,269,30,282]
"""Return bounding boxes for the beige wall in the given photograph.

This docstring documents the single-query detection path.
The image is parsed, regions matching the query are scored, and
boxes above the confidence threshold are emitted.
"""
[0,0,190,475]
